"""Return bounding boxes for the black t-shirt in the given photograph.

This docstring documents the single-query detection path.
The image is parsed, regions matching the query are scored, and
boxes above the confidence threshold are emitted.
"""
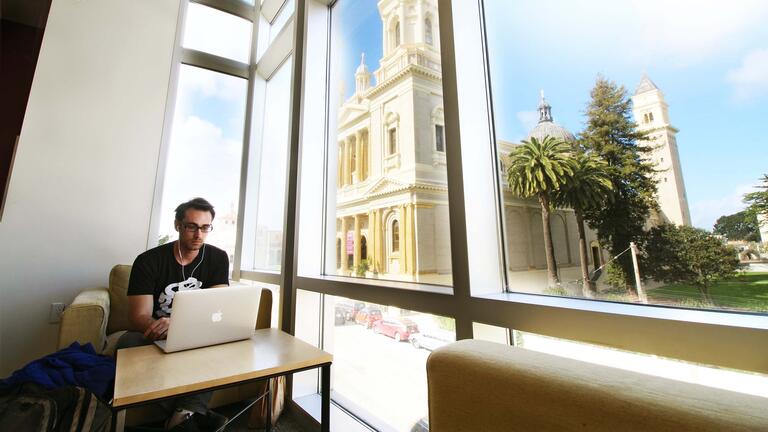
[127,242,229,318]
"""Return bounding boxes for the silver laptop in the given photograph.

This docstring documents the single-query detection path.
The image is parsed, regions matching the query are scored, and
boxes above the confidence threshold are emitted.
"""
[154,286,260,353]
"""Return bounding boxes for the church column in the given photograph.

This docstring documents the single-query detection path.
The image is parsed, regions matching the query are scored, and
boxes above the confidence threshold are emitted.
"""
[339,217,348,273]
[361,130,368,180]
[382,19,388,56]
[398,4,406,47]
[563,213,573,265]
[346,136,353,185]
[416,1,424,44]
[526,207,535,269]
[367,210,375,268]
[353,214,361,270]
[338,142,344,188]
[342,139,349,186]
[405,203,416,275]
[376,208,383,273]
[397,204,406,273]
[355,131,362,183]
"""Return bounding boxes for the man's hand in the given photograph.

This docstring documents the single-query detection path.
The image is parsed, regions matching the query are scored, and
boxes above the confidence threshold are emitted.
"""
[143,317,170,340]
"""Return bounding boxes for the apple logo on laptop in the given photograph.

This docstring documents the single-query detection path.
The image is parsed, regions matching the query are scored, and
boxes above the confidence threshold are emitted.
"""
[211,310,223,322]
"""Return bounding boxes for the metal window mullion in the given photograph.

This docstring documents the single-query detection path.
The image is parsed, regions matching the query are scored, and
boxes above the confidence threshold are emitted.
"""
[295,276,458,319]
[476,0,511,292]
[181,48,249,79]
[261,0,287,24]
[239,270,282,286]
[465,296,768,374]
[256,16,295,80]
[191,0,256,21]
[146,1,190,251]
[437,0,473,341]
[233,0,263,281]
[281,0,307,335]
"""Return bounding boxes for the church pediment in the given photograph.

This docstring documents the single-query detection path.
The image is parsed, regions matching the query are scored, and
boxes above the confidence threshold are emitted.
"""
[338,103,369,129]
[364,177,409,197]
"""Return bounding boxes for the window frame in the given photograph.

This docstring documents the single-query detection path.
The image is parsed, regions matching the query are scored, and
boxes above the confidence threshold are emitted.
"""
[286,0,768,381]
[155,0,768,426]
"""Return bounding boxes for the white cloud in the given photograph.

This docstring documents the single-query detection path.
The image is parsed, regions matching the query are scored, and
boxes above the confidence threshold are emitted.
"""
[487,0,768,69]
[690,184,755,230]
[628,0,768,67]
[726,49,768,103]
[159,115,243,231]
[178,65,246,103]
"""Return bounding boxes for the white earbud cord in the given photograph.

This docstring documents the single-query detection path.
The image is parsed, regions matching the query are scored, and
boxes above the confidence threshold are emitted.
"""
[177,241,205,281]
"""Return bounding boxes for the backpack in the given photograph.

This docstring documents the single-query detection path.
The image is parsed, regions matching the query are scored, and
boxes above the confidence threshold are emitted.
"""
[0,383,111,432]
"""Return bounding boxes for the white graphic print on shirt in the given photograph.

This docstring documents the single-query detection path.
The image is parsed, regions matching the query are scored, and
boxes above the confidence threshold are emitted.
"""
[156,277,202,317]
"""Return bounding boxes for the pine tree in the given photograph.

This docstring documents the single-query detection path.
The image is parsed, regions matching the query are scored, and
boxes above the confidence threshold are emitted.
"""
[744,174,768,218]
[579,75,658,292]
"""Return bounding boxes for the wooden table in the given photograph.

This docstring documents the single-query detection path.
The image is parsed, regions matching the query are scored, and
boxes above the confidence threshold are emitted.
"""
[113,328,332,431]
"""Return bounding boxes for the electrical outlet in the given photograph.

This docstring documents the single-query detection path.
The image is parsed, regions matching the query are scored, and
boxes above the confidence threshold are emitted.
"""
[49,302,66,324]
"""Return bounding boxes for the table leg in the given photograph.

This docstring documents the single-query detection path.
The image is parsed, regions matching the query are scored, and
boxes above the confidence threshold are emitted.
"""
[112,409,126,432]
[321,364,330,432]
[266,380,273,432]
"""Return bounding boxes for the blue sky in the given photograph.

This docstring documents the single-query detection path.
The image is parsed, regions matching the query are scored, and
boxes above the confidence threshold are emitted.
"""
[334,0,768,230]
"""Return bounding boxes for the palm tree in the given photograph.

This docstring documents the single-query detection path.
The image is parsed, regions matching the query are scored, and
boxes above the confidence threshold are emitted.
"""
[507,136,574,287]
[554,151,613,296]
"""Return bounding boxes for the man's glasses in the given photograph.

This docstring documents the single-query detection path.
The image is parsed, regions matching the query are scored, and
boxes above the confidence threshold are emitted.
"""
[181,223,213,233]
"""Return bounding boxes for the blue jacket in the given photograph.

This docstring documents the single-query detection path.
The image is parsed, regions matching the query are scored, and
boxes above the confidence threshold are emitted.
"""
[0,342,115,399]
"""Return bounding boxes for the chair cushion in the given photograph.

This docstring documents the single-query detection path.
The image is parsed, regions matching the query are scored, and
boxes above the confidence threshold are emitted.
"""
[106,265,132,334]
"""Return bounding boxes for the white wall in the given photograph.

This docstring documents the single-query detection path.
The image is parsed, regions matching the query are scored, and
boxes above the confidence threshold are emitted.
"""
[0,0,180,375]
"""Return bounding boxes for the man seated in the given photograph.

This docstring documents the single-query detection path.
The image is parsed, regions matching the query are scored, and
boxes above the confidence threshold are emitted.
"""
[116,197,229,431]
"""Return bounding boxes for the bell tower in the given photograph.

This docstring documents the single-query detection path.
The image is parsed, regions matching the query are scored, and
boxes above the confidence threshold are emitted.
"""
[631,74,691,226]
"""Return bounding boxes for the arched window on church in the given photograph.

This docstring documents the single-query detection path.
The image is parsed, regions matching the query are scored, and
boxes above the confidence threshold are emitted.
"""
[392,220,400,253]
[425,17,433,45]
[648,111,654,122]
[350,141,356,176]
[435,124,445,152]
[643,113,649,124]
[388,128,397,155]
[394,21,401,48]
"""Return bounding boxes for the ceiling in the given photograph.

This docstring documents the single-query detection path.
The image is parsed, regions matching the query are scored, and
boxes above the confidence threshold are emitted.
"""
[2,0,52,29]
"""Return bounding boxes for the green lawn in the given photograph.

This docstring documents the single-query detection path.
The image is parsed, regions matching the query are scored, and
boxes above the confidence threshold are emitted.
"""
[648,272,768,313]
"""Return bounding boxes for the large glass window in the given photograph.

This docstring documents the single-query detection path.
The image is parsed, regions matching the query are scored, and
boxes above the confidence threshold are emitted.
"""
[241,58,293,272]
[484,0,768,312]
[326,0,452,285]
[328,296,455,431]
[151,1,768,429]
[157,65,247,263]
[182,3,252,63]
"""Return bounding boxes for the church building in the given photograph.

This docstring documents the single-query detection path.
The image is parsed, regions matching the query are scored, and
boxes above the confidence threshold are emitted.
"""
[333,0,690,289]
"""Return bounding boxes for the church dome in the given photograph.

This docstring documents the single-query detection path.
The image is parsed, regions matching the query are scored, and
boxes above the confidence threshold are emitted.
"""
[525,92,575,143]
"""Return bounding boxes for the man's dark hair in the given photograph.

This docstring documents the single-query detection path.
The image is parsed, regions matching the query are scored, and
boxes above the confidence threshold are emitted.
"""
[174,197,216,222]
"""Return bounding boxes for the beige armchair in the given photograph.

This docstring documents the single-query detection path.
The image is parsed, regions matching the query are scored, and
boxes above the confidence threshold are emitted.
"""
[58,264,280,426]
[427,339,768,431]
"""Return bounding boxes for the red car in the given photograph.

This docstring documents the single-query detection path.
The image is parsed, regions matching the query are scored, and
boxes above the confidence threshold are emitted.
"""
[373,318,419,342]
[354,307,382,328]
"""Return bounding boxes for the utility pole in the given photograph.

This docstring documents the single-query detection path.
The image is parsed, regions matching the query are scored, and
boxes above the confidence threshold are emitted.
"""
[629,242,647,304]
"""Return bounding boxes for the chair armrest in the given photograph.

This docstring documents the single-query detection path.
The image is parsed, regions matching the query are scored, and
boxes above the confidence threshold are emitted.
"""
[58,288,111,353]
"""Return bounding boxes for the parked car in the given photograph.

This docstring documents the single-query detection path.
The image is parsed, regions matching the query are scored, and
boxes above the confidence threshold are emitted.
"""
[334,306,346,325]
[354,307,382,328]
[409,329,455,351]
[373,317,419,342]
[334,303,355,324]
